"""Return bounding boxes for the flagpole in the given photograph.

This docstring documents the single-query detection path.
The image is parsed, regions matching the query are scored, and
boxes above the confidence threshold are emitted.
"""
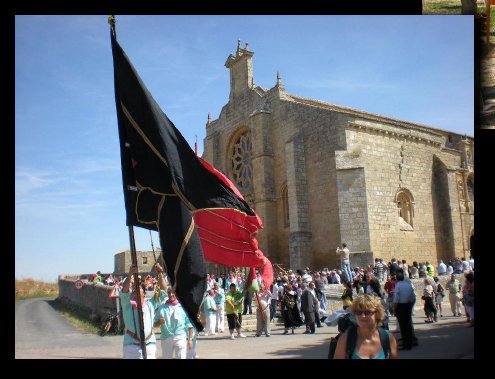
[109,13,148,359]
[149,230,158,265]
[149,230,163,303]
[128,225,148,359]
[109,14,148,359]
[108,15,149,359]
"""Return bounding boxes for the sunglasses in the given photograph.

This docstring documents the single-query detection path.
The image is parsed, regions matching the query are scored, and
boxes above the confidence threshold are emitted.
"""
[355,310,376,316]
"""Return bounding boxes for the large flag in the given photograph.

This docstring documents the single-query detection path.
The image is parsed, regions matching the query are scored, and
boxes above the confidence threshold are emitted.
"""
[110,31,272,330]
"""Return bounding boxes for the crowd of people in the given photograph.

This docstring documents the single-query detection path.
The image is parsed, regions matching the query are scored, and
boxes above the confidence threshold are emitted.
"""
[109,250,473,359]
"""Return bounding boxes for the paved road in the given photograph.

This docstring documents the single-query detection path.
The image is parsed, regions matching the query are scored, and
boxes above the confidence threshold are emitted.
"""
[15,298,474,359]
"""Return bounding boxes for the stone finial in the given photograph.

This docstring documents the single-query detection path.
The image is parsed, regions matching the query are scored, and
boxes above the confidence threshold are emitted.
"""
[245,42,249,50]
[237,39,242,55]
[207,112,212,124]
[275,71,285,92]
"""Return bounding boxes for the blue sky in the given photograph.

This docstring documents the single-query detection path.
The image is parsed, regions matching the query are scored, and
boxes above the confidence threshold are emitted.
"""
[15,15,473,282]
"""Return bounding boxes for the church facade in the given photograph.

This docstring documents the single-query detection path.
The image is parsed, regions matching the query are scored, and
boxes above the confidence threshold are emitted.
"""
[202,41,474,271]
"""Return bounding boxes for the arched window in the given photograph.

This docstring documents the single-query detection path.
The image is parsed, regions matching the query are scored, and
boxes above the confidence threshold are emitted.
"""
[230,129,253,191]
[281,184,289,228]
[395,189,414,228]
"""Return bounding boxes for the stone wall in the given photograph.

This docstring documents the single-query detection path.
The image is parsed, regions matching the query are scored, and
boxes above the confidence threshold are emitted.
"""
[203,42,474,275]
[347,121,443,264]
[285,103,349,269]
[349,251,374,270]
[58,275,118,321]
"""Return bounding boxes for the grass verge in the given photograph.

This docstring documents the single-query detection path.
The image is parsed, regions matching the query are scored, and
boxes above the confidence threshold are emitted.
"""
[49,298,104,335]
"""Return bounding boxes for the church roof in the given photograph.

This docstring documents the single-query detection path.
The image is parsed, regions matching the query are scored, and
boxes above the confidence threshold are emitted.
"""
[285,93,473,140]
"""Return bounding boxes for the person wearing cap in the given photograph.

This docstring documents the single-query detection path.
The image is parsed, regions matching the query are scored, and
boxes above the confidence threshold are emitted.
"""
[120,262,168,359]
[225,283,246,339]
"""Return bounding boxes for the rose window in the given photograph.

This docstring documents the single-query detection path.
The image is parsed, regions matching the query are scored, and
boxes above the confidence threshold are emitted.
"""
[231,131,253,190]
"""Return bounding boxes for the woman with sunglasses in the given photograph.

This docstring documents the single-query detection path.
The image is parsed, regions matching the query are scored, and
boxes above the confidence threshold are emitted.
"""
[334,295,398,359]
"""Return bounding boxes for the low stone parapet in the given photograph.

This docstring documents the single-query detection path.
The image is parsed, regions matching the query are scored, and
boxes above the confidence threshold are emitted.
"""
[58,275,118,322]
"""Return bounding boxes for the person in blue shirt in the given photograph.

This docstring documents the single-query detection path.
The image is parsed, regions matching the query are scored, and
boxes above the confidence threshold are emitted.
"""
[203,288,218,336]
[120,263,167,359]
[154,287,195,359]
[212,282,226,333]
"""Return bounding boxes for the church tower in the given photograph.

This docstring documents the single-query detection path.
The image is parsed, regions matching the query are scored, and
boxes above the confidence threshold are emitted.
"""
[225,39,254,101]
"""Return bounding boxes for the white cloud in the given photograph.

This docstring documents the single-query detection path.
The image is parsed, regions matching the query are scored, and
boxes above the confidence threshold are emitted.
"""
[15,168,59,196]
[73,158,120,175]
[15,157,121,218]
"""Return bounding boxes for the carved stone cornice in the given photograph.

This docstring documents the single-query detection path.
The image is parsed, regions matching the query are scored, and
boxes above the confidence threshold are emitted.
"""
[347,122,443,147]
[287,94,471,142]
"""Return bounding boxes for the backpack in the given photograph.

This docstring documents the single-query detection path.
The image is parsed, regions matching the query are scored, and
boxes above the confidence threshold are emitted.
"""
[328,313,355,359]
[328,321,391,359]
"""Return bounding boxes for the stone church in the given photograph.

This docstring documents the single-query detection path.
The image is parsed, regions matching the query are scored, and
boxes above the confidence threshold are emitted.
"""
[202,41,474,271]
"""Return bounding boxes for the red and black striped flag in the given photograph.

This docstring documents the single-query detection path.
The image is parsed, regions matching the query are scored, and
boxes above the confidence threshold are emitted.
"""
[110,31,272,331]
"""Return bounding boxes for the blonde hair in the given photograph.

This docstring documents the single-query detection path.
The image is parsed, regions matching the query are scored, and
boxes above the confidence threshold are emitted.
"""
[424,277,434,286]
[351,295,386,325]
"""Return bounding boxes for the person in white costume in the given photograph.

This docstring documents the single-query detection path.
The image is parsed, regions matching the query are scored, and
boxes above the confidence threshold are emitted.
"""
[120,263,167,359]
[213,282,226,333]
[154,287,194,359]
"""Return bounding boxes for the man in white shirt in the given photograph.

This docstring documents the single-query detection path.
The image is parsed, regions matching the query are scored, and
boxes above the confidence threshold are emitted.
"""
[461,258,470,273]
[438,260,447,276]
[330,271,341,284]
[302,270,313,285]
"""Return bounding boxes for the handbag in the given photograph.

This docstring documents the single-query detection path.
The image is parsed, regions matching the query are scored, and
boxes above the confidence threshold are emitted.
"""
[342,297,353,307]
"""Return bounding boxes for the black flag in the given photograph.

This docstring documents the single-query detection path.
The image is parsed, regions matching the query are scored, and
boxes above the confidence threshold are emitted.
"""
[110,30,273,331]
[111,31,207,331]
